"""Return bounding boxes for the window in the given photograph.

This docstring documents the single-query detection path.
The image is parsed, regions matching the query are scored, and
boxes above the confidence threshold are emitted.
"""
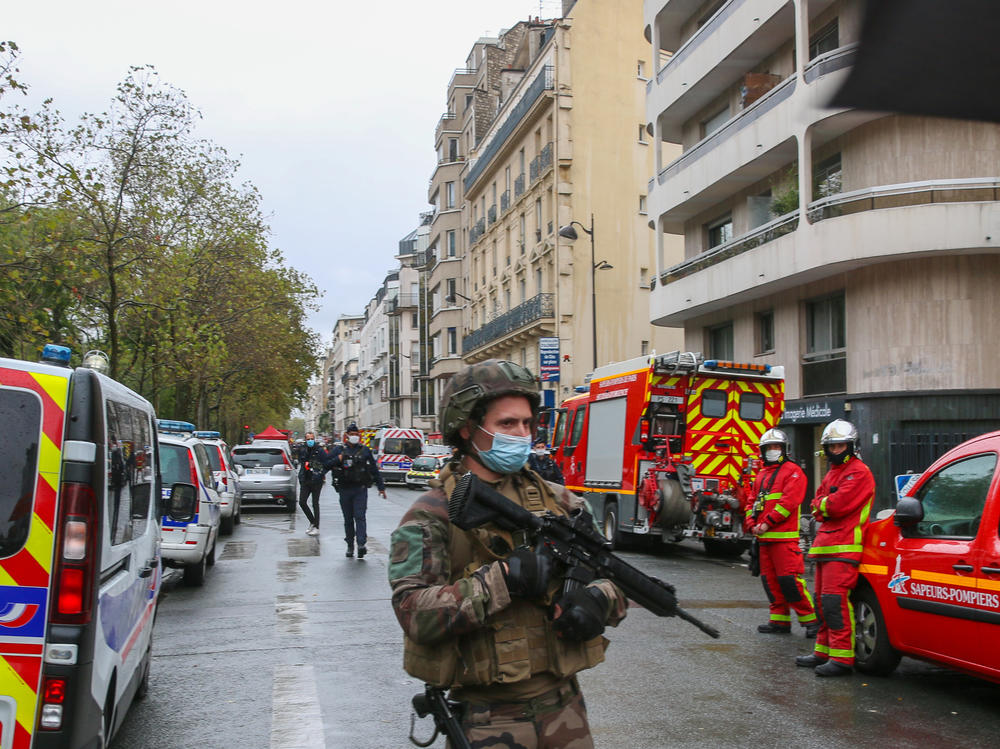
[747,190,773,228]
[641,340,649,356]
[519,214,526,252]
[910,453,997,539]
[637,60,647,78]
[810,20,839,60]
[707,215,733,249]
[803,293,846,395]
[465,94,473,111]
[504,288,511,310]
[638,124,647,143]
[505,166,511,192]
[446,278,456,303]
[569,405,587,448]
[639,195,648,215]
[519,278,526,302]
[702,390,728,418]
[0,388,40,557]
[813,153,842,199]
[639,267,649,287]
[757,310,775,354]
[536,267,543,293]
[411,312,418,328]
[739,392,765,421]
[445,182,455,209]
[447,327,457,355]
[447,230,456,256]
[552,410,568,447]
[708,322,734,359]
[106,400,153,545]
[702,107,729,138]
[535,198,543,241]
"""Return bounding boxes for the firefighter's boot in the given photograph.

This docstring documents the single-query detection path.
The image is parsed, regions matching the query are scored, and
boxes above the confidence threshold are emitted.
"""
[795,654,828,668]
[757,622,791,634]
[815,660,853,677]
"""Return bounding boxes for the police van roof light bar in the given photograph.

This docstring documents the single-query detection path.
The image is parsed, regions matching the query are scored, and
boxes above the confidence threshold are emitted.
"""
[41,344,72,367]
[194,430,221,439]
[157,419,196,434]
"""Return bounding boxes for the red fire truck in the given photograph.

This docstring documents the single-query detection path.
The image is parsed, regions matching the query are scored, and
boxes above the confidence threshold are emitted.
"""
[550,351,785,554]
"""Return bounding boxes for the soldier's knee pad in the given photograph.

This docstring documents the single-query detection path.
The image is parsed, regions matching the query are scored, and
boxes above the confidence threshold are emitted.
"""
[777,575,802,603]
[760,575,776,603]
[821,593,845,630]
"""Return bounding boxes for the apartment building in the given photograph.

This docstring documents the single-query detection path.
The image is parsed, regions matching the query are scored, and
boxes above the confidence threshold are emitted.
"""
[356,280,393,429]
[430,0,681,415]
[329,314,363,435]
[645,0,1000,504]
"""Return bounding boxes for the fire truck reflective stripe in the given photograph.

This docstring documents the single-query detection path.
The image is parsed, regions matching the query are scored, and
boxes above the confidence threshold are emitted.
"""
[977,578,1000,592]
[858,564,888,575]
[810,543,863,554]
[910,569,977,587]
[22,513,55,577]
[1,654,40,739]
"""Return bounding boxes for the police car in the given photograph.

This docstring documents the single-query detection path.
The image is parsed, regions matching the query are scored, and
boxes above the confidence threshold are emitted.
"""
[157,420,222,586]
[194,430,243,534]
[855,430,1000,683]
[404,455,447,490]
[0,346,166,748]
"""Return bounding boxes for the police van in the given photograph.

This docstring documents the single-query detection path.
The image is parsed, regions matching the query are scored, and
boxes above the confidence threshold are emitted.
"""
[0,345,186,748]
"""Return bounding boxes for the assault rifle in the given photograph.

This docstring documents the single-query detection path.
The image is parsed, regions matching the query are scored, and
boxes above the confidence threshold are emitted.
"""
[448,473,720,639]
[409,684,470,749]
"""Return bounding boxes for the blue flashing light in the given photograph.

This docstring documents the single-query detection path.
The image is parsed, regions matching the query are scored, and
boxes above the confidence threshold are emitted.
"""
[194,430,221,439]
[763,364,772,373]
[41,344,72,366]
[703,359,718,369]
[157,419,196,434]
[574,385,589,393]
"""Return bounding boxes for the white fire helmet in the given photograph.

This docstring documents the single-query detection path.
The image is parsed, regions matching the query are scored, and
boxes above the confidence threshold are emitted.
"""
[759,428,789,448]
[821,419,858,445]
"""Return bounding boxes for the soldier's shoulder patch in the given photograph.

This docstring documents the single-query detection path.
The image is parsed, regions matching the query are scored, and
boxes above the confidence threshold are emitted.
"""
[389,524,425,580]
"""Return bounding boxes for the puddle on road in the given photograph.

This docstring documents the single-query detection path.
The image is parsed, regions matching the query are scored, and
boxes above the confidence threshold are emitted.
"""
[276,594,306,635]
[219,541,257,560]
[287,538,320,557]
[277,560,304,582]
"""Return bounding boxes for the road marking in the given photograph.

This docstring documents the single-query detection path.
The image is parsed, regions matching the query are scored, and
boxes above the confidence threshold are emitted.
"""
[270,663,325,748]
[276,594,306,635]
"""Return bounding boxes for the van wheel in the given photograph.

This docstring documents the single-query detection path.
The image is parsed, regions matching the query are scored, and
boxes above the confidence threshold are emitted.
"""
[135,637,152,700]
[220,514,235,535]
[183,554,207,586]
[854,585,901,676]
[603,501,623,550]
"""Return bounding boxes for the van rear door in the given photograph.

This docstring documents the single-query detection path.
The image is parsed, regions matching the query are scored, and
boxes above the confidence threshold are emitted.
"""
[0,361,71,749]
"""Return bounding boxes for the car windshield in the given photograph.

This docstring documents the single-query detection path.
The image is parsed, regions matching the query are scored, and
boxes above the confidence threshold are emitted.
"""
[161,443,192,486]
[383,437,423,458]
[411,457,439,471]
[0,388,41,558]
[232,448,285,468]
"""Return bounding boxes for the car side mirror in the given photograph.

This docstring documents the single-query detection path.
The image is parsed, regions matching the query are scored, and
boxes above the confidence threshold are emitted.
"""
[235,464,244,475]
[167,482,198,523]
[894,497,924,528]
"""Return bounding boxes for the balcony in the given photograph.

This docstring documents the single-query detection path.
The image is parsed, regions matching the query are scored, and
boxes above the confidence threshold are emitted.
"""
[385,293,420,315]
[462,293,554,354]
[501,189,510,213]
[470,217,486,245]
[530,142,553,185]
[514,173,526,198]
[488,204,497,225]
[651,180,1000,326]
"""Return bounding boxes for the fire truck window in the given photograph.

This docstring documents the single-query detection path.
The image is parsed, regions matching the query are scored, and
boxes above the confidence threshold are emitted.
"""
[552,410,567,447]
[702,390,727,418]
[568,405,587,448]
[0,388,41,559]
[912,452,997,539]
[739,392,765,420]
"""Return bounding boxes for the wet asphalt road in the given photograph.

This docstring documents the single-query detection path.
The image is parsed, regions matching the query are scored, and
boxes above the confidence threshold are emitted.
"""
[111,484,1000,749]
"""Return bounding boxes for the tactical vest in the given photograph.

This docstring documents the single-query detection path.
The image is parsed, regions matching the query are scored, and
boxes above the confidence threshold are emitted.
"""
[403,466,607,688]
[338,446,371,486]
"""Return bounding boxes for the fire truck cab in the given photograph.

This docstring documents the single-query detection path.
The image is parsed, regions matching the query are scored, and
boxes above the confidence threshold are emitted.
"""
[551,351,785,554]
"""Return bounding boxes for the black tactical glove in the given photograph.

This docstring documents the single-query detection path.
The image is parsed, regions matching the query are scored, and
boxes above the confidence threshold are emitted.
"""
[502,546,552,599]
[551,586,607,641]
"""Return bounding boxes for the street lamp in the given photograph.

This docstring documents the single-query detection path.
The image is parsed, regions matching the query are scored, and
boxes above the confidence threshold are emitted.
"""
[558,213,613,370]
[444,290,473,305]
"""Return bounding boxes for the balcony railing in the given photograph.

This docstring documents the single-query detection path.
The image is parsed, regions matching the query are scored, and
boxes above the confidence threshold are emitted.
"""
[488,204,497,225]
[660,211,799,285]
[514,173,525,198]
[501,189,510,213]
[656,0,742,84]
[803,44,859,84]
[470,217,486,245]
[464,66,554,192]
[807,177,1000,223]
[462,293,554,353]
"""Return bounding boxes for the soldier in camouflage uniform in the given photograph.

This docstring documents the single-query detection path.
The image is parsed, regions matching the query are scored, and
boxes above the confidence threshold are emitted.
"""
[388,360,627,749]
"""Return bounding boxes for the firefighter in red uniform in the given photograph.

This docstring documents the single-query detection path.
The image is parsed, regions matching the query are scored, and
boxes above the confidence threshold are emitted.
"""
[795,419,875,677]
[748,429,819,637]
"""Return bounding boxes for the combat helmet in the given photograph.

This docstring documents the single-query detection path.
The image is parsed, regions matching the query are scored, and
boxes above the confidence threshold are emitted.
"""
[439,360,540,446]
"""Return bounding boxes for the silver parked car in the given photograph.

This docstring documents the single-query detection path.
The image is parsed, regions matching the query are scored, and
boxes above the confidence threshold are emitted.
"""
[231,443,298,510]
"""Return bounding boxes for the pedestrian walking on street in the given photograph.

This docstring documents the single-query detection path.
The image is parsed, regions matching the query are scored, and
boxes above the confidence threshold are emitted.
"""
[795,419,875,677]
[747,429,818,637]
[329,423,385,558]
[528,439,565,484]
[296,432,329,536]
[388,360,628,748]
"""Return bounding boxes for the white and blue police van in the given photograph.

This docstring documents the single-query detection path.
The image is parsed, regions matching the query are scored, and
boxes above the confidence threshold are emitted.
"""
[155,420,222,586]
[0,345,180,748]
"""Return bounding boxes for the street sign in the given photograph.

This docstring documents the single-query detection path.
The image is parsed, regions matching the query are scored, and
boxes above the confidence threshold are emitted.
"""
[895,473,921,500]
[539,337,560,382]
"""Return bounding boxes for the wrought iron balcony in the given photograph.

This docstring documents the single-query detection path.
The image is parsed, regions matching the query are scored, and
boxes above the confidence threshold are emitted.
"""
[501,190,510,213]
[514,173,525,198]
[470,217,486,245]
[462,293,554,353]
[488,204,497,225]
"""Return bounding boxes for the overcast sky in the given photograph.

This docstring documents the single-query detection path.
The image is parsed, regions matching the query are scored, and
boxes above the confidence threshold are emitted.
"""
[8,0,565,343]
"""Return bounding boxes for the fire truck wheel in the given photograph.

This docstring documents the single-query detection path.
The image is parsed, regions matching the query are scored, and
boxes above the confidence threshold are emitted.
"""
[602,501,624,549]
[853,585,901,676]
[701,538,747,557]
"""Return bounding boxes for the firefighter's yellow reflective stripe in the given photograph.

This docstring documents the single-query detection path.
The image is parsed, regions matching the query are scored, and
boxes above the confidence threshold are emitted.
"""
[819,496,828,515]
[764,491,782,500]
[858,564,888,575]
[771,614,791,622]
[30,370,70,408]
[814,643,830,655]
[828,648,855,659]
[1,655,38,734]
[773,504,791,518]
[810,543,863,554]
[38,429,62,477]
[760,522,799,537]
[24,513,55,575]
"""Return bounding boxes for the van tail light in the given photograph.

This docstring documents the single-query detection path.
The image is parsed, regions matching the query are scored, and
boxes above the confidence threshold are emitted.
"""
[188,452,202,516]
[38,677,67,730]
[51,483,97,625]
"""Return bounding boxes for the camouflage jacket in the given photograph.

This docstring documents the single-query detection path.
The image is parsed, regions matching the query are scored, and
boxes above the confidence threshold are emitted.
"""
[388,462,627,647]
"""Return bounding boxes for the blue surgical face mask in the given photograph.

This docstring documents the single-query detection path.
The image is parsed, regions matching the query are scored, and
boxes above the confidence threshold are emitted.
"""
[306,439,315,447]
[475,426,532,474]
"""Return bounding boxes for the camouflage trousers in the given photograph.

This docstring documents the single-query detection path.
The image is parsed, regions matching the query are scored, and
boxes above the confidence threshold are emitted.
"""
[449,683,593,749]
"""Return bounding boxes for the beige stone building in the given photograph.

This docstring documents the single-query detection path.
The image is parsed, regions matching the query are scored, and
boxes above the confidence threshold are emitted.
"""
[329,315,363,435]
[426,0,682,418]
[645,0,1000,503]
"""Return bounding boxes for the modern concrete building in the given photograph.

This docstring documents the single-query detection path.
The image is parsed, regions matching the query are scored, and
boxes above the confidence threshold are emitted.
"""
[432,1,681,416]
[645,0,1000,504]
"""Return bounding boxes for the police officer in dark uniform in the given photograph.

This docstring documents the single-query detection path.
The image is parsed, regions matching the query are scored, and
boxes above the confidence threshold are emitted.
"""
[328,423,385,558]
[296,432,329,536]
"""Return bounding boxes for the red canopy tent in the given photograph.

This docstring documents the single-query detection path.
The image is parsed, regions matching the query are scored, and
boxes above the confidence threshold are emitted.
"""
[254,425,288,440]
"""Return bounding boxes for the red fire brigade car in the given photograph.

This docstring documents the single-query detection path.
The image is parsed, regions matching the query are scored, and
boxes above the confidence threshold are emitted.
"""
[854,430,1000,682]
[550,351,785,554]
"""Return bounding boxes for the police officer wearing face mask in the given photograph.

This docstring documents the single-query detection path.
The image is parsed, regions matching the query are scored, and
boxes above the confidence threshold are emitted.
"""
[296,432,329,536]
[388,360,627,748]
[748,429,819,638]
[329,424,386,558]
[528,439,565,485]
